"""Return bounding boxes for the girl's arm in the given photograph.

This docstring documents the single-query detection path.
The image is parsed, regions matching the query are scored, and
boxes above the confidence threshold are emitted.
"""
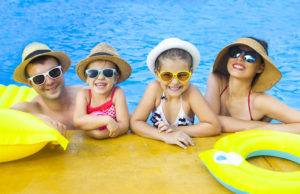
[130,81,194,149]
[73,89,112,130]
[174,85,221,137]
[113,87,130,135]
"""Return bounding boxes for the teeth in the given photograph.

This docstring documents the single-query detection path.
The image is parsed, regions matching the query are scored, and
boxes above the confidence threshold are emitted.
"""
[233,64,245,70]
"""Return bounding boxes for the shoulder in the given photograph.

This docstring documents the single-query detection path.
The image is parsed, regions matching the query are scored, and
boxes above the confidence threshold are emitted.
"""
[147,80,162,90]
[252,92,281,111]
[10,101,41,113]
[207,72,228,87]
[184,84,203,100]
[67,85,88,95]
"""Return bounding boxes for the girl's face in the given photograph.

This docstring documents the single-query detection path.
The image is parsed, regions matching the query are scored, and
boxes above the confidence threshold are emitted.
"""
[227,45,264,80]
[155,58,191,97]
[86,60,119,95]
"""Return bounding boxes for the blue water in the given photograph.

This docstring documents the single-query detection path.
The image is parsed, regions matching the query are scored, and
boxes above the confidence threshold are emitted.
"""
[1,0,300,114]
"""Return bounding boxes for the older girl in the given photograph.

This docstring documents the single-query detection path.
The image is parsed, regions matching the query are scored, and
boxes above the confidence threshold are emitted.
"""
[130,38,220,149]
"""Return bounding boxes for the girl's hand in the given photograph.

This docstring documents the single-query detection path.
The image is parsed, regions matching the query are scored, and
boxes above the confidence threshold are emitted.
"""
[162,130,194,149]
[106,117,120,137]
[155,121,174,133]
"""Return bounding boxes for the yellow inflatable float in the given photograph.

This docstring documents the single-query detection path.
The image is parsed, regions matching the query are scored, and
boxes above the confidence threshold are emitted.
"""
[199,130,300,193]
[0,84,68,163]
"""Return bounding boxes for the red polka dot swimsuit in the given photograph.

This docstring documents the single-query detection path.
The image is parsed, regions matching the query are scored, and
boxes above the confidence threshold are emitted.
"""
[87,87,118,130]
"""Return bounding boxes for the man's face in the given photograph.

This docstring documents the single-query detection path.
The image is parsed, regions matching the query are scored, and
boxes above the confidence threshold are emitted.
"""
[26,57,65,100]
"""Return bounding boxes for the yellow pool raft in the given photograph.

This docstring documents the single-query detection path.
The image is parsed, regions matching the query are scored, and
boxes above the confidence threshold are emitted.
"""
[199,130,300,193]
[0,84,68,163]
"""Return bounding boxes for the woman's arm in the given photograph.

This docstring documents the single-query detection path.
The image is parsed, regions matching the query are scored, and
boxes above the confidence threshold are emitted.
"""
[220,94,300,134]
[113,87,130,135]
[174,85,221,137]
[130,81,193,149]
[205,72,228,113]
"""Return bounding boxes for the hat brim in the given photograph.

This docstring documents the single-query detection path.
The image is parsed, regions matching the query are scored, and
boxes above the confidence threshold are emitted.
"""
[213,39,282,92]
[76,55,131,84]
[13,51,71,84]
[147,38,200,74]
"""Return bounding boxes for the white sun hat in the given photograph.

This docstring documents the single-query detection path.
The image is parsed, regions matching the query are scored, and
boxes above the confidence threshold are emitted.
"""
[146,38,200,74]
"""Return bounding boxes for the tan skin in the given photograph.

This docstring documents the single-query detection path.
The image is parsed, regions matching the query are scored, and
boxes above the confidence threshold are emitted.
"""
[73,60,130,139]
[10,57,85,136]
[130,58,220,149]
[205,45,300,134]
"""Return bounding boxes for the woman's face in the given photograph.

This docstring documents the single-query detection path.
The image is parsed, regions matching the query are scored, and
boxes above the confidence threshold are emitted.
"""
[227,45,264,80]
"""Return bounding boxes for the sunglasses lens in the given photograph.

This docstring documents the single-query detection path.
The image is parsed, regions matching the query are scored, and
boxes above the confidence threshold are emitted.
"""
[49,67,62,79]
[32,75,45,85]
[160,72,174,82]
[229,47,241,58]
[86,69,99,78]
[177,72,190,82]
[244,52,257,63]
[102,69,114,78]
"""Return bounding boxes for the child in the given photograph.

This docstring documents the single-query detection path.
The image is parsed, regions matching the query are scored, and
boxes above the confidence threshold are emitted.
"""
[130,38,220,149]
[73,43,131,139]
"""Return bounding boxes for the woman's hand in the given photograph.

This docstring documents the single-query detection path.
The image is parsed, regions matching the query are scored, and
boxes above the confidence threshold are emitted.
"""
[162,130,194,149]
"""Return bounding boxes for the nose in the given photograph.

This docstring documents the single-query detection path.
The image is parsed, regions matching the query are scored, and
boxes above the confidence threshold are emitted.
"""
[170,75,180,84]
[97,72,105,80]
[44,75,55,85]
[237,51,245,61]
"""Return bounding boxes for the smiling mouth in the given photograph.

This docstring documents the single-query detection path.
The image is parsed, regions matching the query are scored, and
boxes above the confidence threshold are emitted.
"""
[233,63,245,71]
[168,86,182,92]
[95,82,107,88]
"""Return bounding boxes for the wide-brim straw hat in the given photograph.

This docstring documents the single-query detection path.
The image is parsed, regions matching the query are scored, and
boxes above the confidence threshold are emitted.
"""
[13,42,71,84]
[147,38,200,74]
[212,37,282,92]
[76,43,131,84]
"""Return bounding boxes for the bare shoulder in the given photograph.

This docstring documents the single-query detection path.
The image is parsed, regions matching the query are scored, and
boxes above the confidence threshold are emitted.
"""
[207,72,228,90]
[10,101,41,114]
[67,85,87,94]
[252,92,281,110]
[147,80,162,90]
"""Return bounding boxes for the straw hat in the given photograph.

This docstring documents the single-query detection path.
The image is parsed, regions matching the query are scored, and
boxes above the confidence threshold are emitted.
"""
[147,38,200,74]
[13,42,71,84]
[76,43,131,84]
[213,37,282,92]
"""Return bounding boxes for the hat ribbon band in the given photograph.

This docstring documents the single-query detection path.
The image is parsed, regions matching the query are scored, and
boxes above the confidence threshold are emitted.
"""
[24,49,52,61]
[89,52,113,57]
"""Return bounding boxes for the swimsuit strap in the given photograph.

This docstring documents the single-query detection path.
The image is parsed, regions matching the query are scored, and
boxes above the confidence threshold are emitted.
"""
[220,85,228,96]
[248,89,253,121]
[88,87,118,106]
[221,85,254,121]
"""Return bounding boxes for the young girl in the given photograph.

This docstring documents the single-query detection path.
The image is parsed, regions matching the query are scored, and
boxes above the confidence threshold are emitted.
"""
[130,38,220,149]
[73,43,131,139]
[205,37,300,133]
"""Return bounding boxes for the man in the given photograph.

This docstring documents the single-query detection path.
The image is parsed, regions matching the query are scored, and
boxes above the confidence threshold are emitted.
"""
[11,42,84,135]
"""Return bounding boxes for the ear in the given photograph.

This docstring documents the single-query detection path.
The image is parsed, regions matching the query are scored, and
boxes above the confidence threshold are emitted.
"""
[27,80,33,87]
[114,74,120,84]
[257,63,264,74]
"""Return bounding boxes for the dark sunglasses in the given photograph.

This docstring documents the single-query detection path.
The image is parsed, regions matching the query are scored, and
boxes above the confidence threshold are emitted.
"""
[228,46,259,63]
[85,68,116,79]
[28,66,62,85]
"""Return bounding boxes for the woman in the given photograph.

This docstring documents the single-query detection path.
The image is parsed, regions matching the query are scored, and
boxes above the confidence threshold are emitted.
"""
[205,37,300,134]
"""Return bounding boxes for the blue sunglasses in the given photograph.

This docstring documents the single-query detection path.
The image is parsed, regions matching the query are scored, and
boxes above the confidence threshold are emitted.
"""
[228,46,259,63]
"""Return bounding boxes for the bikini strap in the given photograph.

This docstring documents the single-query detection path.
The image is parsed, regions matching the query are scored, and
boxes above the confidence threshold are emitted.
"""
[248,89,254,121]
[110,87,118,100]
[220,85,228,96]
[88,89,92,106]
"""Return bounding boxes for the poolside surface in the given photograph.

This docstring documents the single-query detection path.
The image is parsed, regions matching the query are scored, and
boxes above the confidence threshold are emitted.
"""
[1,130,299,194]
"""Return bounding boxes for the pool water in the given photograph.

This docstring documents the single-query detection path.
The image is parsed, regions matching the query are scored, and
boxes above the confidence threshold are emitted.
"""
[1,0,300,116]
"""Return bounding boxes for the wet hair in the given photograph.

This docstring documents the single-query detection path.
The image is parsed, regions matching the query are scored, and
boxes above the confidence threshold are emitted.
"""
[25,55,60,77]
[154,48,193,72]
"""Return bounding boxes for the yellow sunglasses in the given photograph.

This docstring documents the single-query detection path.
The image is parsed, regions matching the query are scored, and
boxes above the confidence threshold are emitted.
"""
[157,71,191,82]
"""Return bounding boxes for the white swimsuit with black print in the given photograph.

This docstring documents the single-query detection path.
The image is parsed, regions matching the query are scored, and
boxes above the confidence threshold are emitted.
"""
[150,92,194,127]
